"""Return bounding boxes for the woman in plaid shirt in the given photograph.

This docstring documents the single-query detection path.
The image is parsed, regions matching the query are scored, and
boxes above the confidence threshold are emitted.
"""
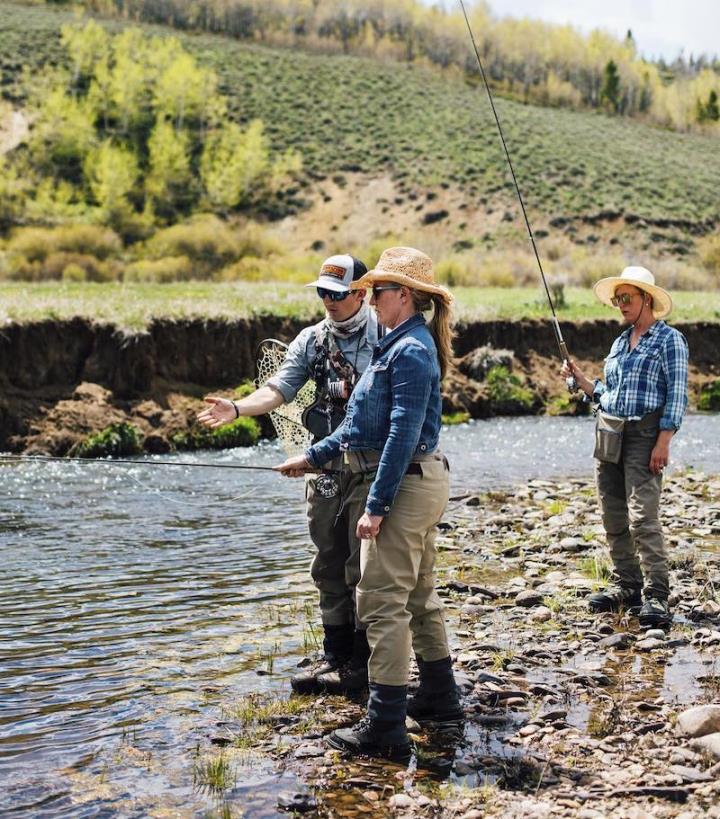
[562,266,688,628]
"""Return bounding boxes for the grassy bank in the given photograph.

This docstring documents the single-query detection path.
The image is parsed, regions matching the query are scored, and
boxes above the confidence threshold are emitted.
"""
[1,282,718,328]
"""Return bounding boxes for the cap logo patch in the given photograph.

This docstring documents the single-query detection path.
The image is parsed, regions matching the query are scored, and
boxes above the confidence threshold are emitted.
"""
[321,264,347,279]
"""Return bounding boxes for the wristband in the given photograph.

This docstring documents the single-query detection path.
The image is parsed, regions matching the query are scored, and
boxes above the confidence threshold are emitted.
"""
[232,401,240,419]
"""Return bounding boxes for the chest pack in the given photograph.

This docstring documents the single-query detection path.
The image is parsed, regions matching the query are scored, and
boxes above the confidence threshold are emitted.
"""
[301,325,361,440]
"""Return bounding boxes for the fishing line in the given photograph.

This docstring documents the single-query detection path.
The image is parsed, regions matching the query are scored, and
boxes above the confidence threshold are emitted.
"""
[458,0,577,391]
[123,468,256,508]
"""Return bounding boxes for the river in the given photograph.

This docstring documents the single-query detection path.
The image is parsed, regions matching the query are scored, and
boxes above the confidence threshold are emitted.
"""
[1,414,718,816]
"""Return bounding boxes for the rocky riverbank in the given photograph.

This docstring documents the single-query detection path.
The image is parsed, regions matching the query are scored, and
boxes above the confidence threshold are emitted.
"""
[195,471,720,818]
[1,318,718,453]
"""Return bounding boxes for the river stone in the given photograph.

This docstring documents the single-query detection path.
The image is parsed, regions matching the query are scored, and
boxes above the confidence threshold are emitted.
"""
[597,632,635,650]
[644,629,667,640]
[388,793,415,809]
[293,742,326,758]
[667,764,712,782]
[515,590,544,607]
[689,732,720,758]
[635,637,666,651]
[676,705,720,738]
[559,537,585,552]
[476,670,506,685]
[277,792,318,813]
[529,605,553,622]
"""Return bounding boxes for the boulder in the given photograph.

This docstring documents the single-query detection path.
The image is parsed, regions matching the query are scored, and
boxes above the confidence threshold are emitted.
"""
[676,705,720,738]
[689,732,720,759]
[459,345,514,382]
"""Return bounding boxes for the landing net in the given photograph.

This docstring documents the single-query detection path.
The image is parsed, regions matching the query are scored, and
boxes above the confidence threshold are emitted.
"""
[255,338,315,456]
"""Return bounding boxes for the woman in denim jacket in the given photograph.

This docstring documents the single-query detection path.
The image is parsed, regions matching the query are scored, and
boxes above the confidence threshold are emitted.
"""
[277,247,462,759]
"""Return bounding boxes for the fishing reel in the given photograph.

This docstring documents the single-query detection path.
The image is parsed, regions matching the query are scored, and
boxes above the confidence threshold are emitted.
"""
[565,367,579,394]
[326,379,351,400]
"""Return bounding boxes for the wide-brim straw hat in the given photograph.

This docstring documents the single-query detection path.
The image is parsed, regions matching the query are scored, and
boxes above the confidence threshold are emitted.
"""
[593,266,672,320]
[351,246,453,305]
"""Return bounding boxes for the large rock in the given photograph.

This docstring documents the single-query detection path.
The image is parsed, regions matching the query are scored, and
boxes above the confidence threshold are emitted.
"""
[676,705,720,738]
[689,732,720,759]
[459,345,514,382]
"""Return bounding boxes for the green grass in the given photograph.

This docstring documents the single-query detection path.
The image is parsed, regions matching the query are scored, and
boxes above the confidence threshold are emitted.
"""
[1,0,719,231]
[1,282,717,328]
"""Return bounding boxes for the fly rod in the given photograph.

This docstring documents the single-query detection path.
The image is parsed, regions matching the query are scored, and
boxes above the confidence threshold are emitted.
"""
[0,453,277,471]
[458,0,577,392]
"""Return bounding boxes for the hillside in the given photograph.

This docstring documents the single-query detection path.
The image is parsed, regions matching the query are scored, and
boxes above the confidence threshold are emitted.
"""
[0,0,719,268]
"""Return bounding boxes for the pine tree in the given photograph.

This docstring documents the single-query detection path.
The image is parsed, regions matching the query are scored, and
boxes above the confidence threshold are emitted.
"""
[600,60,621,113]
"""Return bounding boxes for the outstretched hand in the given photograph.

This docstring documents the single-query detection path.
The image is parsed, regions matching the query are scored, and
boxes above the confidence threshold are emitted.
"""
[274,454,312,478]
[197,396,237,429]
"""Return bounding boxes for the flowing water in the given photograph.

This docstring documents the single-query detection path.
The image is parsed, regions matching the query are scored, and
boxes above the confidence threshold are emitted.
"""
[1,415,718,816]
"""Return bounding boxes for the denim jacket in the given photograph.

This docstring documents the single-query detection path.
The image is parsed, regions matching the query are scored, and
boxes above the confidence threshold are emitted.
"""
[306,313,442,516]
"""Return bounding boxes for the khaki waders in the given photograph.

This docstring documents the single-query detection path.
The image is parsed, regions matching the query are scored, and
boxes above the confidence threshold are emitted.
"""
[356,455,451,687]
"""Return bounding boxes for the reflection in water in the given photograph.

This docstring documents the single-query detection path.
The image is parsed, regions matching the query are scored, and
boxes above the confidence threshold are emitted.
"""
[1,415,718,815]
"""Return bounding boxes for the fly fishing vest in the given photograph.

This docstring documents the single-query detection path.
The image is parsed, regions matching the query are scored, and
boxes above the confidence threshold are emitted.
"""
[301,324,361,441]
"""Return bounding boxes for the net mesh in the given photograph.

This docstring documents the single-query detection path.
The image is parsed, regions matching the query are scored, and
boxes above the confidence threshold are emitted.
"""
[255,338,316,456]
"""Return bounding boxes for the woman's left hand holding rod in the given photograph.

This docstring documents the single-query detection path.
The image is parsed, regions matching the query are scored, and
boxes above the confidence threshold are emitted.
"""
[274,454,313,477]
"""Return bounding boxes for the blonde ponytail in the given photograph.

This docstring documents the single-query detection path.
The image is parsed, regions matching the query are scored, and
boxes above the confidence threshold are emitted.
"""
[411,291,455,380]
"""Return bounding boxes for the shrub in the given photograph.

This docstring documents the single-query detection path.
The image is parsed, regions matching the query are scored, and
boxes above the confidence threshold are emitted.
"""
[6,224,122,262]
[145,215,242,276]
[43,251,113,282]
[70,422,143,458]
[52,224,122,259]
[698,235,720,278]
[486,366,535,409]
[442,410,470,425]
[172,417,260,450]
[6,227,58,263]
[124,256,194,283]
[698,380,720,411]
[62,262,86,282]
[436,256,472,287]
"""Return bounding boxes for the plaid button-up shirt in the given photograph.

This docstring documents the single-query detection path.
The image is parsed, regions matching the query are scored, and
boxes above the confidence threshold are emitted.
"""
[593,321,689,431]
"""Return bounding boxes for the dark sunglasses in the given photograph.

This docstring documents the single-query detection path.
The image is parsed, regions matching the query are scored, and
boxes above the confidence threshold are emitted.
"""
[316,287,350,302]
[371,285,401,298]
[611,292,638,307]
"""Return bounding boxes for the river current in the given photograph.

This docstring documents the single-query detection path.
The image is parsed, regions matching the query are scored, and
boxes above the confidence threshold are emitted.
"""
[1,414,718,815]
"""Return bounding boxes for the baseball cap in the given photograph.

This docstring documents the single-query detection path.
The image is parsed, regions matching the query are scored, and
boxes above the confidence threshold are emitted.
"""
[305,254,368,293]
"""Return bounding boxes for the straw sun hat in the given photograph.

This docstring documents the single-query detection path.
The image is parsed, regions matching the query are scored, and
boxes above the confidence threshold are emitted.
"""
[593,266,673,320]
[351,246,453,305]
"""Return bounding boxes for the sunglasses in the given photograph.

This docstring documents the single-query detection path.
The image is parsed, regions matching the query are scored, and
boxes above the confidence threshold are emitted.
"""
[611,292,639,307]
[371,285,401,298]
[316,287,350,302]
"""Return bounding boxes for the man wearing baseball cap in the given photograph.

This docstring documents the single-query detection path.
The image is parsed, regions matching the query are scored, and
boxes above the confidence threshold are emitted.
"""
[198,254,378,695]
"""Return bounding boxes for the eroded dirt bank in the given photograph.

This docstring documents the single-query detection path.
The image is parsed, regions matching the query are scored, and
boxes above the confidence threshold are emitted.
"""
[0,318,717,453]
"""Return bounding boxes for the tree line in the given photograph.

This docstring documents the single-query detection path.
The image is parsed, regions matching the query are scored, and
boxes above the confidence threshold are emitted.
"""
[1,19,301,238]
[49,0,720,132]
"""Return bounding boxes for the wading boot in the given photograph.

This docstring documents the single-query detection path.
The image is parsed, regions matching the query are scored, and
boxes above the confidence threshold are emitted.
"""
[407,657,464,725]
[588,585,642,613]
[316,629,370,697]
[327,683,411,760]
[290,623,353,695]
[638,597,672,629]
